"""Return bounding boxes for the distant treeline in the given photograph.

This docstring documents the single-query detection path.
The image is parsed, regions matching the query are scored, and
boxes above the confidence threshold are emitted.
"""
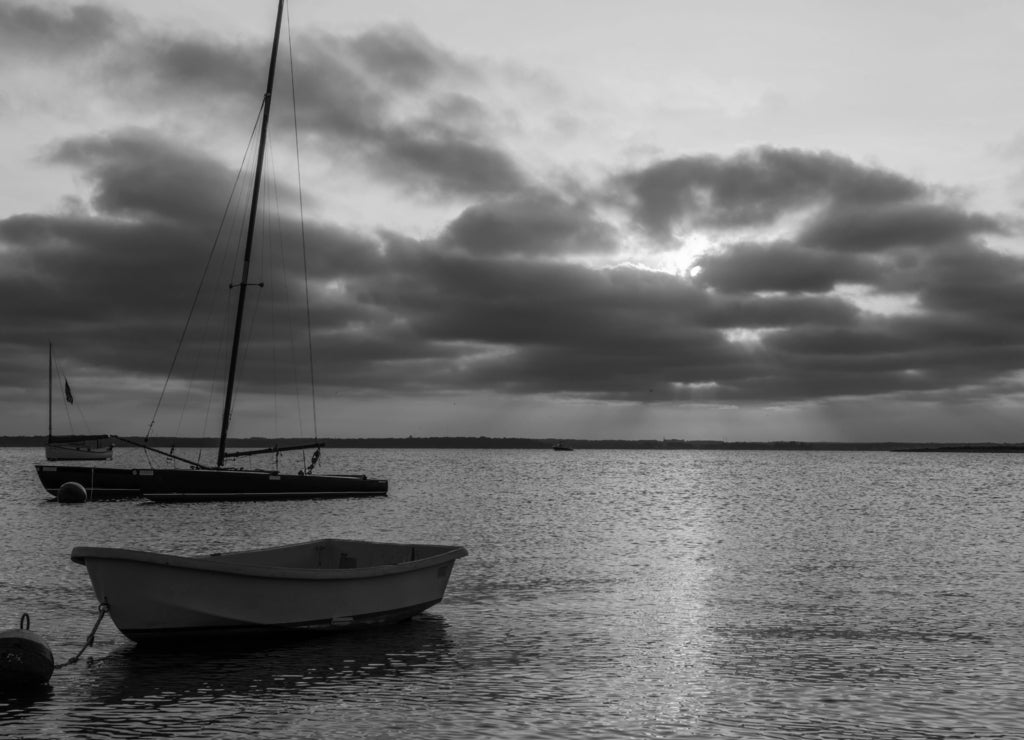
[6,435,1024,452]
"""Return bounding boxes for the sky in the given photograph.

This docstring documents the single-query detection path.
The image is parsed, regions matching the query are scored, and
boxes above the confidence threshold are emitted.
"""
[4,1,1024,443]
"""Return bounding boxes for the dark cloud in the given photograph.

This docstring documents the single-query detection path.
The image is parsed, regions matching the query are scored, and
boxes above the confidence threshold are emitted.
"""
[4,5,524,202]
[321,239,877,404]
[440,190,617,258]
[47,128,241,224]
[612,147,925,240]
[0,3,118,57]
[7,128,1024,414]
[700,292,859,331]
[637,148,1022,404]
[914,241,1024,319]
[754,312,1024,402]
[694,240,880,294]
[1,209,213,369]
[367,130,526,198]
[140,37,265,102]
[0,127,305,384]
[801,201,1005,252]
[294,28,528,195]
[97,18,527,200]
[348,25,470,92]
[329,247,741,397]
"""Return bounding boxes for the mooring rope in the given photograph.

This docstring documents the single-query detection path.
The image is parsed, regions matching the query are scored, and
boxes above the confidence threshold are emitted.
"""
[54,603,109,670]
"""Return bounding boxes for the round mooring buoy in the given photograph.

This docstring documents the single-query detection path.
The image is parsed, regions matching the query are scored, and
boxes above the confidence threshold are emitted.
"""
[0,614,54,690]
[57,481,88,504]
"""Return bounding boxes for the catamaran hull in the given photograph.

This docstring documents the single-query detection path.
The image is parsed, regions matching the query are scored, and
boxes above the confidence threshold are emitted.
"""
[71,539,467,642]
[35,464,388,502]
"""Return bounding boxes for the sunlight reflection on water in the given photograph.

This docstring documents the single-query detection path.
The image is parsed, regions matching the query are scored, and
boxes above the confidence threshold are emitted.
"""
[2,447,1024,738]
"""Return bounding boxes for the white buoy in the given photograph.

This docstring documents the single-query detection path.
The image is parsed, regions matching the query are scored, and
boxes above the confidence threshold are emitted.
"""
[57,481,88,504]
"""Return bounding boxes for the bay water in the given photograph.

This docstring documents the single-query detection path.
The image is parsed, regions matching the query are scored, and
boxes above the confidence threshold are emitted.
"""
[1,446,1022,738]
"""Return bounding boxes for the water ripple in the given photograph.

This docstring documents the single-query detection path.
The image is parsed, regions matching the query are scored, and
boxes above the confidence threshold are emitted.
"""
[3,448,1024,738]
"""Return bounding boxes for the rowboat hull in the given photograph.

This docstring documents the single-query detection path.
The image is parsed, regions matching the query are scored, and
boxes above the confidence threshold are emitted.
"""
[71,539,467,642]
[35,464,388,501]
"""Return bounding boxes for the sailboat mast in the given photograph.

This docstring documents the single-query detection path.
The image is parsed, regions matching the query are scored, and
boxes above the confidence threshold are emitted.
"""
[217,0,286,468]
[48,341,53,442]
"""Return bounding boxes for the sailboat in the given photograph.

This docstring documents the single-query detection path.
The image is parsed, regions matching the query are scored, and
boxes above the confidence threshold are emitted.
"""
[44,342,113,461]
[35,0,387,502]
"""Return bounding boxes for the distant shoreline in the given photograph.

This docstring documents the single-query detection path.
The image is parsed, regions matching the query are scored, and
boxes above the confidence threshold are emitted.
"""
[7,435,1024,452]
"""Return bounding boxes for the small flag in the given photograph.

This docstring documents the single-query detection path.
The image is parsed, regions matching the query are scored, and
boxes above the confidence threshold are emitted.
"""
[64,380,74,404]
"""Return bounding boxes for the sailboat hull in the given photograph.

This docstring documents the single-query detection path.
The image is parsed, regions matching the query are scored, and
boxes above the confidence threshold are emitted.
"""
[36,464,141,499]
[45,440,114,461]
[35,464,387,502]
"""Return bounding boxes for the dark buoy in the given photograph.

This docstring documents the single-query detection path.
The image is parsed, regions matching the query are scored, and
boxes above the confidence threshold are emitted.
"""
[0,614,54,689]
[57,480,88,504]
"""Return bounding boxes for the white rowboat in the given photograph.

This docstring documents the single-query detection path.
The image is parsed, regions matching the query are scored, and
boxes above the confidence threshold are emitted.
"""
[71,539,468,643]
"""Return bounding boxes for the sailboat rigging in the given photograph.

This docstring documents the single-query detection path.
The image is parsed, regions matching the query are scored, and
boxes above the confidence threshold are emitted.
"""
[35,0,387,502]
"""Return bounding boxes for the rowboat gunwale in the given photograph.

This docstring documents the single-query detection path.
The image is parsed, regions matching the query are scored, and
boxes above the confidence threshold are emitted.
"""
[71,538,468,581]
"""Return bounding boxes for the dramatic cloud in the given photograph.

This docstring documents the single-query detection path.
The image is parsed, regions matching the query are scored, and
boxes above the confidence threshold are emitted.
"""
[693,240,879,294]
[96,16,527,200]
[440,190,617,258]
[612,148,926,240]
[801,201,1005,252]
[48,128,241,224]
[4,1,1024,441]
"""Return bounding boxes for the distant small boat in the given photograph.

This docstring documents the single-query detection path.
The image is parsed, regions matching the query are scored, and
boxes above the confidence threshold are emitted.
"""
[45,342,112,461]
[552,443,574,451]
[45,436,113,462]
[71,538,468,643]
